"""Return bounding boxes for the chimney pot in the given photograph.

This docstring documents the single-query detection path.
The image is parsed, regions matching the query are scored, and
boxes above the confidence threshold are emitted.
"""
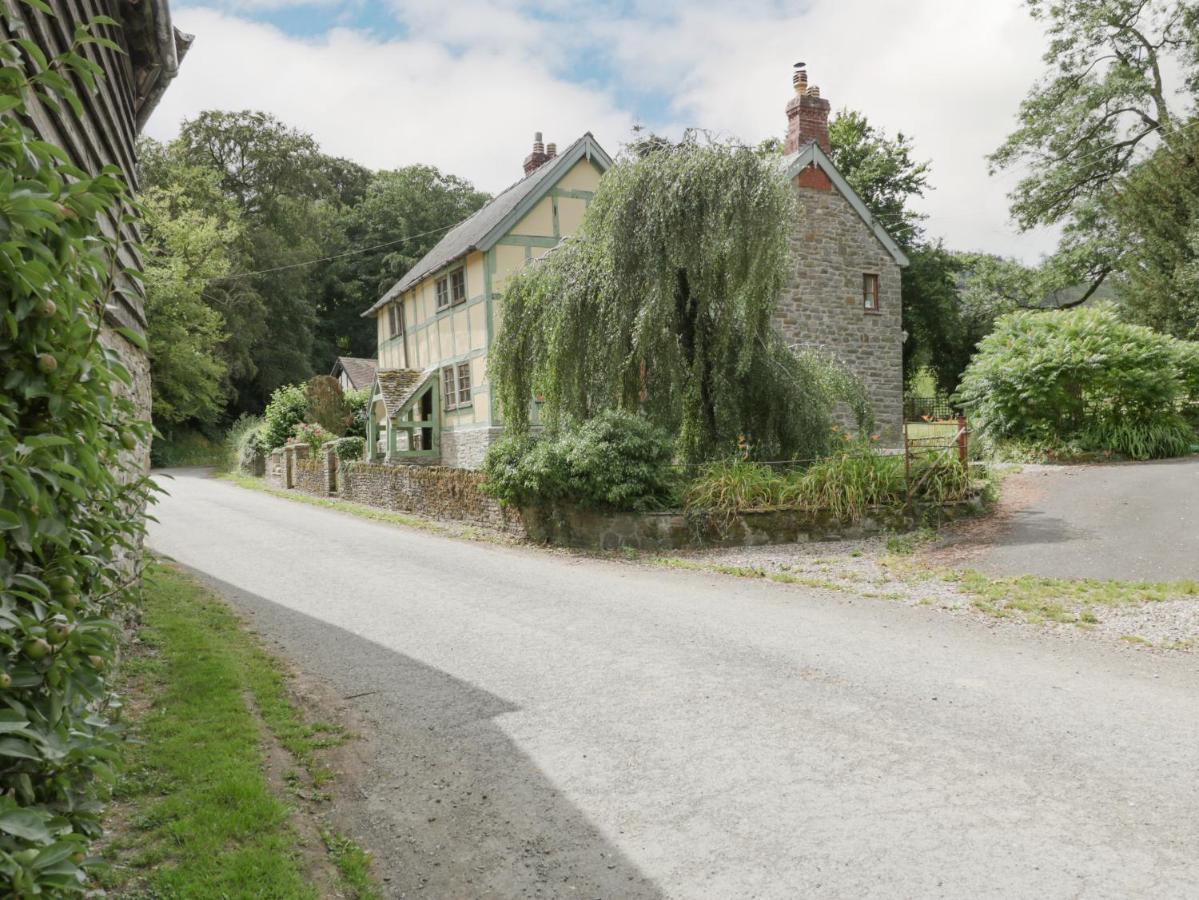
[523,130,550,176]
[784,64,831,154]
[546,142,557,157]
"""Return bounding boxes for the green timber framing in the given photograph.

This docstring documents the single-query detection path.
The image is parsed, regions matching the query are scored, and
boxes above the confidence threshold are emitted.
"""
[366,134,612,463]
[366,370,441,462]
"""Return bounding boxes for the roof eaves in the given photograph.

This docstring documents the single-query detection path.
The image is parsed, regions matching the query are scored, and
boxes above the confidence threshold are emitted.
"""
[476,133,612,253]
[782,143,910,267]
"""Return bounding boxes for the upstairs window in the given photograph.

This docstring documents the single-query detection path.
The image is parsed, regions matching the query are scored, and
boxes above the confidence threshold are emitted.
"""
[442,366,456,409]
[443,363,473,410]
[435,268,467,310]
[863,273,880,312]
[387,302,404,337]
[456,361,472,406]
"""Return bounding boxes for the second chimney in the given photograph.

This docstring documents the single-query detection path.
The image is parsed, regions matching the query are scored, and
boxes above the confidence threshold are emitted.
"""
[523,132,550,175]
[784,65,831,154]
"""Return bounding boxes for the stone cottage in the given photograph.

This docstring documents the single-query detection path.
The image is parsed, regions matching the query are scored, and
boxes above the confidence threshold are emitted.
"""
[361,66,906,468]
[775,66,907,442]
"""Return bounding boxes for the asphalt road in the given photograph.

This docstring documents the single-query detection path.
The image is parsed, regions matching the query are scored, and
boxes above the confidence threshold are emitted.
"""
[970,458,1199,582]
[147,470,1199,899]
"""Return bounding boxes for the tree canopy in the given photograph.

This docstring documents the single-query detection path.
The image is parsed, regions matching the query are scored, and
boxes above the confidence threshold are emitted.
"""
[991,0,1199,299]
[138,110,489,430]
[491,139,871,464]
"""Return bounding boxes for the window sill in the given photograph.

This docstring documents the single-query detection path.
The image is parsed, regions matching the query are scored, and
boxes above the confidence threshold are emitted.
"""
[863,309,883,316]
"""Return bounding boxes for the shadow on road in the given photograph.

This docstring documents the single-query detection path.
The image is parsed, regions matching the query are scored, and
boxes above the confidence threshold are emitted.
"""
[172,564,663,899]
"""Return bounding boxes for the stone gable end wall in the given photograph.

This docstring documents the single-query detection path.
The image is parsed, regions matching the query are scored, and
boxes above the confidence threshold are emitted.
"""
[774,181,904,443]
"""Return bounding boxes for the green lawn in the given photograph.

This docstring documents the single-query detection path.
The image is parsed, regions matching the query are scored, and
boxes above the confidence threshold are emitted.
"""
[99,562,378,898]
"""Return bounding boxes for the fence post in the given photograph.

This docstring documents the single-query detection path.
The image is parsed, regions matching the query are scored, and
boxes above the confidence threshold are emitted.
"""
[956,415,968,465]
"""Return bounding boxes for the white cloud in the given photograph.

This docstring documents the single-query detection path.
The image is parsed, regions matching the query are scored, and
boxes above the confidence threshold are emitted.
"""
[151,1,1063,260]
[149,8,635,192]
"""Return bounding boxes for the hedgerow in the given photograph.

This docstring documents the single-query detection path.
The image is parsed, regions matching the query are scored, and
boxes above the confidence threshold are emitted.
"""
[0,8,155,895]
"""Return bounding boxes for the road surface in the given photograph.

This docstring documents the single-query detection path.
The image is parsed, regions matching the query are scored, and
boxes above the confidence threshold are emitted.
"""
[967,458,1199,582]
[148,470,1199,899]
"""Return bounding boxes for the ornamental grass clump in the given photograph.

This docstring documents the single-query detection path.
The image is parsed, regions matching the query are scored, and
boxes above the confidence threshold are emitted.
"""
[684,446,975,523]
[957,305,1199,459]
[0,12,157,894]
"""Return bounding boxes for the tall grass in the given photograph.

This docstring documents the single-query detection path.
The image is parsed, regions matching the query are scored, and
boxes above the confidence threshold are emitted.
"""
[684,449,977,523]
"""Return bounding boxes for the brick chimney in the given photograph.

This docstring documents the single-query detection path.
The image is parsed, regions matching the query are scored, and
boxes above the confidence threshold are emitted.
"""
[784,64,831,154]
[523,132,550,176]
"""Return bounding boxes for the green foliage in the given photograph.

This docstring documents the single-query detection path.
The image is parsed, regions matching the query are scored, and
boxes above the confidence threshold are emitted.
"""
[327,436,365,465]
[991,0,1199,301]
[304,375,350,437]
[343,388,369,440]
[482,411,676,510]
[292,422,335,456]
[492,139,863,463]
[140,170,239,427]
[1108,119,1199,341]
[224,415,266,474]
[0,12,157,894]
[140,120,489,420]
[261,384,308,450]
[315,165,489,363]
[957,304,1199,458]
[683,449,975,523]
[827,109,930,247]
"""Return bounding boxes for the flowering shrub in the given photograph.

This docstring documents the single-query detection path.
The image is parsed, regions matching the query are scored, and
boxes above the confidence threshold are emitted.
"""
[292,422,336,456]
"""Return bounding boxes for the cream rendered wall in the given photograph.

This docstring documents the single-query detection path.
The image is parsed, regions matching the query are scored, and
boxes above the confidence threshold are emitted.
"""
[372,155,604,456]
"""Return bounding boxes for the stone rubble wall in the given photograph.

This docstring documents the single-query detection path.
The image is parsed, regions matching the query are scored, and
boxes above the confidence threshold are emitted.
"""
[439,427,505,471]
[340,461,525,535]
[775,181,905,444]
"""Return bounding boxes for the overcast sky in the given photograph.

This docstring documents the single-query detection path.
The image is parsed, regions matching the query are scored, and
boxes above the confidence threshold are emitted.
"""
[151,0,1061,261]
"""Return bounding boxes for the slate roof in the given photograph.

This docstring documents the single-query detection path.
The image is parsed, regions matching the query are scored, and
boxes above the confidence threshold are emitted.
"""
[363,132,613,316]
[373,368,435,418]
[331,356,378,391]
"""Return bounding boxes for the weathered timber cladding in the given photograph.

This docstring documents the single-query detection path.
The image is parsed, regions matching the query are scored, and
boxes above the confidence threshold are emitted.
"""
[774,183,904,444]
[3,1,186,468]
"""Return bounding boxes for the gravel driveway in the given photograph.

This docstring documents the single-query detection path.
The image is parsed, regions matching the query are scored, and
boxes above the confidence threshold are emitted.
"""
[148,469,1199,899]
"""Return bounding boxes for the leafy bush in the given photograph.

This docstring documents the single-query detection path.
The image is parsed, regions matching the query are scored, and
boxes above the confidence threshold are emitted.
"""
[684,447,975,523]
[327,436,365,464]
[0,17,155,894]
[224,415,266,473]
[292,422,336,455]
[261,383,308,450]
[482,411,676,510]
[957,305,1199,459]
[344,388,370,440]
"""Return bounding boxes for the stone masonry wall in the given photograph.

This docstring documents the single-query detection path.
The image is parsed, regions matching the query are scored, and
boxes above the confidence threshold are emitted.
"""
[440,427,504,471]
[340,461,525,535]
[774,181,904,444]
[294,458,325,496]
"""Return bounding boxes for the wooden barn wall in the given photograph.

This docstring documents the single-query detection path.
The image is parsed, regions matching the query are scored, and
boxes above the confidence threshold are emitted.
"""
[1,0,147,333]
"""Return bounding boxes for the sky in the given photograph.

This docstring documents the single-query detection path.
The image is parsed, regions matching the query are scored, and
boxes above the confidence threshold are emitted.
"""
[150,0,1062,261]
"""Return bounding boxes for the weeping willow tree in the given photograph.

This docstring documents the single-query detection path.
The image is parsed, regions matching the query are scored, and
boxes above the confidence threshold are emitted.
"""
[492,140,869,464]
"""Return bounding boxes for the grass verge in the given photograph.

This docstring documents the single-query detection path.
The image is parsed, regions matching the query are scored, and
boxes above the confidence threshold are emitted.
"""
[220,471,490,543]
[100,562,379,898]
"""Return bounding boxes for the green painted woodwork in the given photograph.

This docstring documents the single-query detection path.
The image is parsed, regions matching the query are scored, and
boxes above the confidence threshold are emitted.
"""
[496,234,559,248]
